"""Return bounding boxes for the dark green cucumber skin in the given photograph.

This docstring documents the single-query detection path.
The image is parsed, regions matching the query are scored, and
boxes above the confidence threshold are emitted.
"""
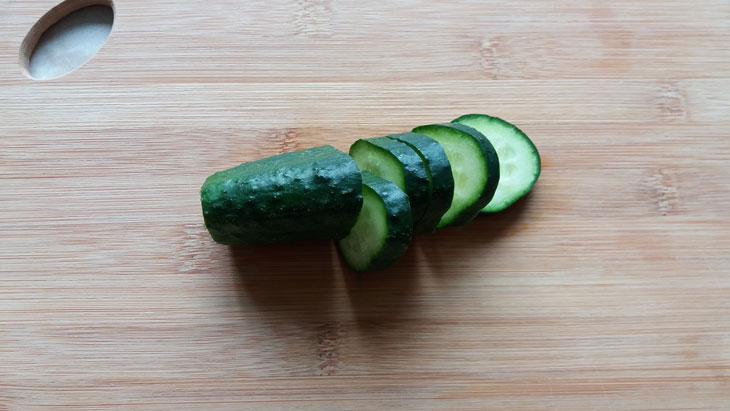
[453,113,540,213]
[412,123,500,226]
[200,145,363,245]
[340,171,412,272]
[349,137,429,228]
[387,132,454,233]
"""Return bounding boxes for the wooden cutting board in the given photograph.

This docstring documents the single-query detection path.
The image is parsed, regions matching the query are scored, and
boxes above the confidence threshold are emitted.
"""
[1,1,729,409]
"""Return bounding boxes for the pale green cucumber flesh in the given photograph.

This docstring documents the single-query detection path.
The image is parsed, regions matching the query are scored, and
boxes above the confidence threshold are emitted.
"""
[453,114,540,213]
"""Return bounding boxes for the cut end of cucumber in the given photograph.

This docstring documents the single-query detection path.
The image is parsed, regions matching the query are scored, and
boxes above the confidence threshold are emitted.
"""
[453,114,540,213]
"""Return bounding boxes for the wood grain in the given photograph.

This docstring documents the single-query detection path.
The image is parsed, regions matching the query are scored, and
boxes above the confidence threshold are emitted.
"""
[1,0,729,409]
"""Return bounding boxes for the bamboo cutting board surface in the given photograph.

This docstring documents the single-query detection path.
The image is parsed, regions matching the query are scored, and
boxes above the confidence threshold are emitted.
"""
[1,1,729,409]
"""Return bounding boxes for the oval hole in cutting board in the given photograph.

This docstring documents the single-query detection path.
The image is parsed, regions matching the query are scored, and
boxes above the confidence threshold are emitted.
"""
[20,0,114,80]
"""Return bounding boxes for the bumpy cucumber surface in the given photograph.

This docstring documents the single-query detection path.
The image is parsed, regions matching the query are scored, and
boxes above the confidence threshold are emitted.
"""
[349,137,429,227]
[201,145,363,245]
[387,132,454,233]
[453,114,540,213]
[412,123,499,227]
[337,171,412,272]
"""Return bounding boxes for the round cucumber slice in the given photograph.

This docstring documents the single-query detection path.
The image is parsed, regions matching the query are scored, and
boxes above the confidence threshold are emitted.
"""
[387,132,454,233]
[337,171,412,272]
[411,123,499,227]
[453,114,540,213]
[349,137,429,227]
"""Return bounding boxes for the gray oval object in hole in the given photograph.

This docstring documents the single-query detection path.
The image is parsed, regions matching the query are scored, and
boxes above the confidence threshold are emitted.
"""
[27,5,114,79]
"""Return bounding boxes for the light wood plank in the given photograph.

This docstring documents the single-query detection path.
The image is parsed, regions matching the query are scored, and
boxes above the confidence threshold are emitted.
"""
[1,0,728,409]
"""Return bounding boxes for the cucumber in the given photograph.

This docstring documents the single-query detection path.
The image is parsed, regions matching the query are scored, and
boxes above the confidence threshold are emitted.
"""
[412,123,499,227]
[337,171,412,272]
[453,114,540,213]
[349,137,429,228]
[387,132,454,233]
[200,145,363,245]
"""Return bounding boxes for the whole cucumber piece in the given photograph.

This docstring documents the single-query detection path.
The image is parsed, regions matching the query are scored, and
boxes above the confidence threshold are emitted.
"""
[201,145,363,245]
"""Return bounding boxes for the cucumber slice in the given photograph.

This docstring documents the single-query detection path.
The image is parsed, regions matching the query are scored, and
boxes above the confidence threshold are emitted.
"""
[337,171,412,272]
[387,132,454,233]
[453,114,540,213]
[412,123,499,227]
[200,145,363,244]
[349,137,429,228]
